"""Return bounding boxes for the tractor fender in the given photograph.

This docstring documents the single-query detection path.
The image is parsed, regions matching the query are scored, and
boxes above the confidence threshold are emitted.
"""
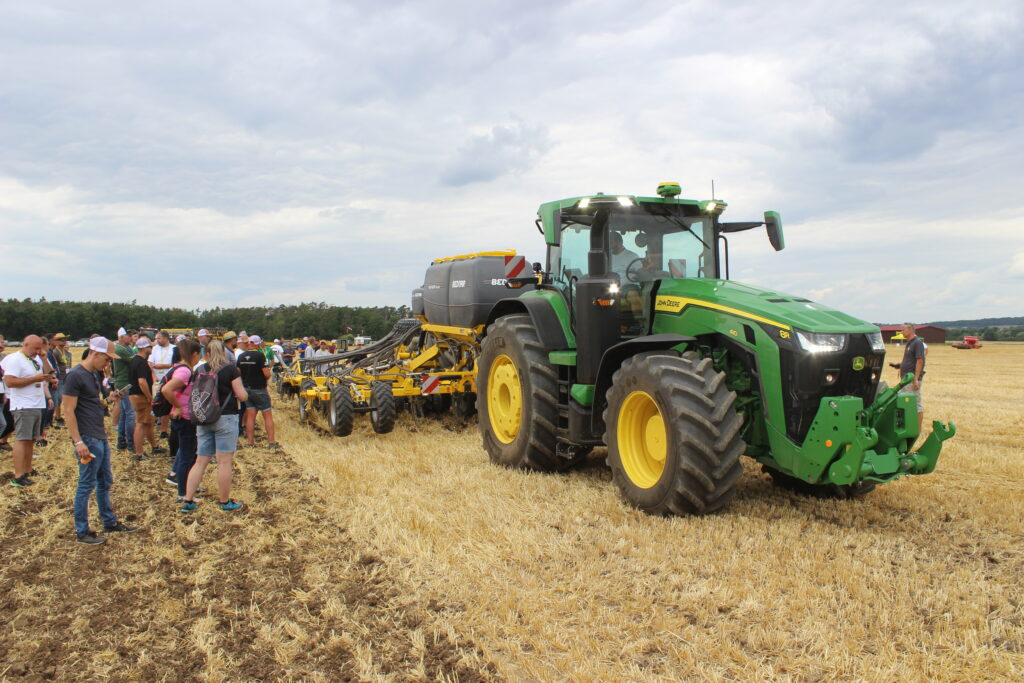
[592,334,696,417]
[486,295,570,350]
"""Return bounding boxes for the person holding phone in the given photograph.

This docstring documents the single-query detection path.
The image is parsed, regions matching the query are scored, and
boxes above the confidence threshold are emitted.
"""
[1,335,53,487]
[64,336,137,544]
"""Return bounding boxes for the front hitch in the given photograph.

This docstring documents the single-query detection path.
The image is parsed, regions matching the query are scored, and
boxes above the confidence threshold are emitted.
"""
[904,420,956,475]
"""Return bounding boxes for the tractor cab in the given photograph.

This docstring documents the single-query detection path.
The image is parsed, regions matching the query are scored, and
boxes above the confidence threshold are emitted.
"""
[538,184,781,344]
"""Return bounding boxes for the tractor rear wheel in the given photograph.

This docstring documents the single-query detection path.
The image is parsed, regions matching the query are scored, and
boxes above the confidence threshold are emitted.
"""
[763,466,876,499]
[328,384,354,437]
[298,379,316,423]
[604,352,745,515]
[477,314,566,471]
[369,382,397,434]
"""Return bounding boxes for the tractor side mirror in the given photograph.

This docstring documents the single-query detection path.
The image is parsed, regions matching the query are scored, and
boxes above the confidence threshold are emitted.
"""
[764,211,785,251]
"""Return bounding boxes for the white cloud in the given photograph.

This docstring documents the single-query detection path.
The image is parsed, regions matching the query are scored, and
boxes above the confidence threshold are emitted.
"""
[0,0,1022,323]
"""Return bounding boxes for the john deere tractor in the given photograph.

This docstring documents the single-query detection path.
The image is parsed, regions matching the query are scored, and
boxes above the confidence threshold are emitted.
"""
[476,183,955,515]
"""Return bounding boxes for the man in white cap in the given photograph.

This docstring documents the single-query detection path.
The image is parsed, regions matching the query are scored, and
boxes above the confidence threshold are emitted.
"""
[111,327,136,450]
[1,335,54,487]
[197,329,211,358]
[271,339,285,369]
[63,337,138,544]
[237,335,281,450]
[128,336,165,460]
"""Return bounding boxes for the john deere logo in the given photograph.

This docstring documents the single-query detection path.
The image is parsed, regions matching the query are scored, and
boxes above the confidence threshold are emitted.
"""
[851,356,865,371]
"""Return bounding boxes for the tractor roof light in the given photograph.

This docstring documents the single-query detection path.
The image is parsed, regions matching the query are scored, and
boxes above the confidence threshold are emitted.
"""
[578,193,631,210]
[703,199,728,215]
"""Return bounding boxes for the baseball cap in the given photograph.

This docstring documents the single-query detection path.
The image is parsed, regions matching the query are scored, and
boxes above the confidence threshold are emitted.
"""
[175,334,187,342]
[273,338,280,344]
[303,336,309,341]
[88,337,118,359]
[117,327,128,337]
[250,335,263,345]
[197,329,210,337]
[135,336,152,349]
[223,331,238,341]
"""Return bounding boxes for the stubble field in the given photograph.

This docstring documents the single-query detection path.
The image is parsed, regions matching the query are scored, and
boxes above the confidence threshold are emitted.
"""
[2,343,1022,681]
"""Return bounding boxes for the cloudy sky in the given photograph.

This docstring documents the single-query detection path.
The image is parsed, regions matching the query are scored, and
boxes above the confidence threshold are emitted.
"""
[1,0,1021,323]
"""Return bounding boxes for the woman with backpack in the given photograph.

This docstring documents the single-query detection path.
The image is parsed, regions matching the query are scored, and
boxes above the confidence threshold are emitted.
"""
[160,338,201,501]
[180,341,248,512]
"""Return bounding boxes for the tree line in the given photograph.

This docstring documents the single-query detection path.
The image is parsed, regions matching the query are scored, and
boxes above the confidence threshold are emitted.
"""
[946,326,1024,343]
[0,298,411,342]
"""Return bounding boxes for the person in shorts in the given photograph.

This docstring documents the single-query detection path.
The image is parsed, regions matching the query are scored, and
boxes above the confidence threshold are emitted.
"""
[128,337,165,460]
[47,332,72,428]
[63,337,137,544]
[237,335,281,450]
[1,335,53,487]
[892,322,927,439]
[149,331,174,439]
[181,341,248,513]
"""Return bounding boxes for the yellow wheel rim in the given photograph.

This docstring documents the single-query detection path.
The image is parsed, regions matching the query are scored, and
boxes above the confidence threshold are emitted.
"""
[617,390,668,489]
[487,354,522,444]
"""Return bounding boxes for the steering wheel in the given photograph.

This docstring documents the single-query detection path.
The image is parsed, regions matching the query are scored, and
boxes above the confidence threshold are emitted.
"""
[625,258,647,283]
[625,258,670,283]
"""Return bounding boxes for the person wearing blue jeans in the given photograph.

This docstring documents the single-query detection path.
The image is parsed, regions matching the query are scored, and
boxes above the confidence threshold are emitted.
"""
[161,338,201,497]
[62,337,137,544]
[117,393,136,450]
[74,436,118,534]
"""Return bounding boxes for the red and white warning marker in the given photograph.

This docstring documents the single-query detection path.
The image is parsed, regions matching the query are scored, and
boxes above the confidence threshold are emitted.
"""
[504,253,528,280]
[421,375,442,394]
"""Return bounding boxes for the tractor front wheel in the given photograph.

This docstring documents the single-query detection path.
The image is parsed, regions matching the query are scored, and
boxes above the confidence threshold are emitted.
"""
[604,352,744,515]
[477,314,567,471]
[369,382,397,434]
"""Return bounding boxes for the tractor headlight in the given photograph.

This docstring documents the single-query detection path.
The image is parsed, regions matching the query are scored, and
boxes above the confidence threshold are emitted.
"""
[866,332,884,352]
[795,329,847,353]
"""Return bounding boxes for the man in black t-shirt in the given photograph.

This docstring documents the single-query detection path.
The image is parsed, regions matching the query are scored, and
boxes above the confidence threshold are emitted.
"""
[236,335,280,450]
[128,337,165,460]
[63,337,137,544]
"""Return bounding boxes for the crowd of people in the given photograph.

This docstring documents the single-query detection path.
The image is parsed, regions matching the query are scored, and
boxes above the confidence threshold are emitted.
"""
[0,327,292,545]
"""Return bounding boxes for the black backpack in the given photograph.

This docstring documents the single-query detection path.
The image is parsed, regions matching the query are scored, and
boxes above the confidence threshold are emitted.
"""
[152,363,189,418]
[189,364,227,425]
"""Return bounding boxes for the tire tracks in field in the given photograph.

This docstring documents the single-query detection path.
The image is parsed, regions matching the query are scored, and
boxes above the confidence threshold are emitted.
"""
[0,436,500,681]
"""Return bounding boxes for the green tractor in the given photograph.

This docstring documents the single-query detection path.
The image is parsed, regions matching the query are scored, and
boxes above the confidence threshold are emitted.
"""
[477,183,955,515]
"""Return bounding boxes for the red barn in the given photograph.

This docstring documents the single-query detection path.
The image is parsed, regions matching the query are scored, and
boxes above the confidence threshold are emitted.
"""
[879,325,947,344]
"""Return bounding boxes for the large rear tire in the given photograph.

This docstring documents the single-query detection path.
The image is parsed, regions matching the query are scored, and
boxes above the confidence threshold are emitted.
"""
[477,314,565,471]
[369,382,397,434]
[329,384,354,437]
[604,352,745,515]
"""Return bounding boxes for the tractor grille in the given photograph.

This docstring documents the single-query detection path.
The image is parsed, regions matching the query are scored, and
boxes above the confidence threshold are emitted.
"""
[778,334,883,444]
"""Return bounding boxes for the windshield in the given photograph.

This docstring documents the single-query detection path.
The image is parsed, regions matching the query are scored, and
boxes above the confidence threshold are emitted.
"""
[555,209,715,286]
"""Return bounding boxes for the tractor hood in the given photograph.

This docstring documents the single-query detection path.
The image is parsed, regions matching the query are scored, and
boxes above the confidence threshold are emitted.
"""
[654,278,878,334]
